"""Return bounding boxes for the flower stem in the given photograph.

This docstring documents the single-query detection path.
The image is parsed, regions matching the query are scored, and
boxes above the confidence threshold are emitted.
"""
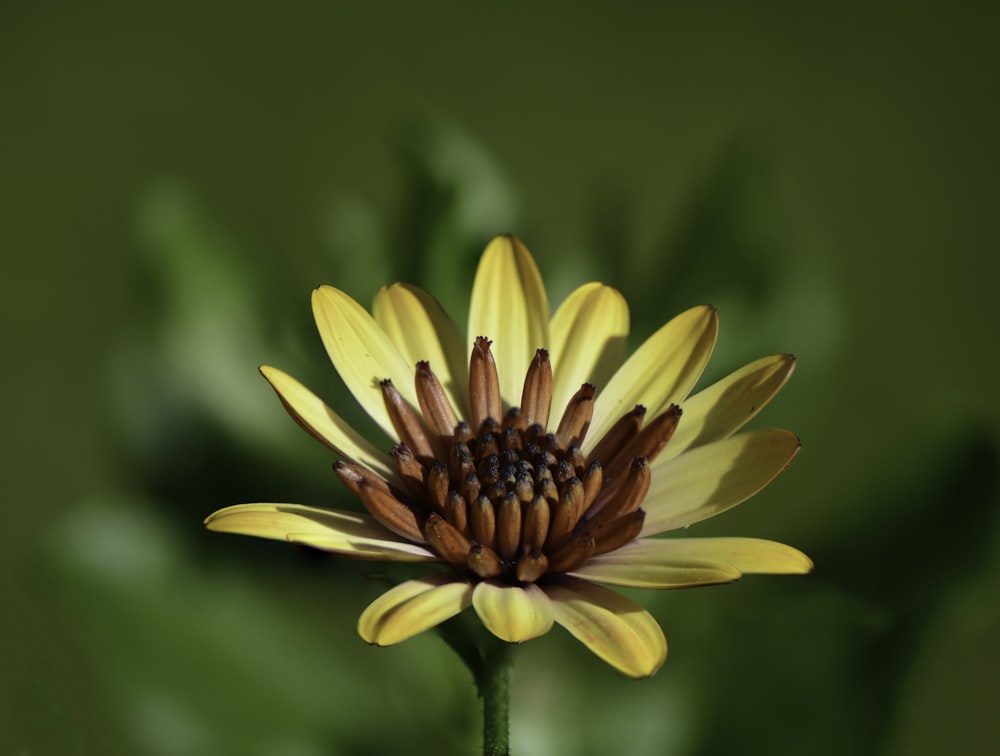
[437,614,512,755]
[480,640,511,756]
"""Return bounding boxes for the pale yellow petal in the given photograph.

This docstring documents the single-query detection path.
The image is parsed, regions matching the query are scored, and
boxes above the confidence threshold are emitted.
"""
[588,305,718,449]
[472,581,555,642]
[260,365,395,480]
[571,537,812,587]
[642,429,800,536]
[204,503,438,561]
[373,283,469,417]
[607,537,813,574]
[311,286,419,440]
[467,235,550,407]
[546,576,667,678]
[358,574,474,646]
[549,283,629,422]
[569,555,741,589]
[667,354,796,458]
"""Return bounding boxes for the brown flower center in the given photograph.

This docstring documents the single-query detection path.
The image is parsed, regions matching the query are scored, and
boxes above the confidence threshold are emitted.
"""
[335,337,681,585]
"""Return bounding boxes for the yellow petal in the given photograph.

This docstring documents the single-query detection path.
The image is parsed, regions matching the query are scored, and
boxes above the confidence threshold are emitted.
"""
[311,286,419,440]
[260,365,395,480]
[373,283,470,417]
[569,554,741,589]
[548,283,629,422]
[588,305,718,449]
[666,354,796,458]
[546,576,667,678]
[608,537,813,574]
[358,574,474,646]
[204,503,438,561]
[472,581,555,642]
[643,429,800,536]
[467,236,550,407]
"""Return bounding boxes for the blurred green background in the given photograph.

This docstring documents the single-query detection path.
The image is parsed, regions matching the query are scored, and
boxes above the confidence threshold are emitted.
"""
[3,3,999,755]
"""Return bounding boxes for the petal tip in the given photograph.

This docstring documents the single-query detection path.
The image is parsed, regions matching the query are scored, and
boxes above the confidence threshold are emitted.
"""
[203,505,239,530]
[632,655,667,679]
[782,354,798,381]
[776,428,804,453]
[311,284,340,303]
[798,551,816,574]
[622,645,668,679]
[357,628,381,646]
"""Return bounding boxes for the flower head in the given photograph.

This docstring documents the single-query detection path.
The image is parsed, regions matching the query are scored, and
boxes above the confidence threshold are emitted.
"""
[206,235,811,678]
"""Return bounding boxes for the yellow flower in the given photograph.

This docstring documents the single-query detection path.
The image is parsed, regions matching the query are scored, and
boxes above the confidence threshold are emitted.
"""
[206,235,811,678]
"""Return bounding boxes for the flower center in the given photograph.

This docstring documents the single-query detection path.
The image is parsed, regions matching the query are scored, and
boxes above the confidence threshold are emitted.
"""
[335,337,682,585]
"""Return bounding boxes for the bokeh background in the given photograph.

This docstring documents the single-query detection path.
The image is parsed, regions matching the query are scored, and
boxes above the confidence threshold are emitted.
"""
[3,3,999,755]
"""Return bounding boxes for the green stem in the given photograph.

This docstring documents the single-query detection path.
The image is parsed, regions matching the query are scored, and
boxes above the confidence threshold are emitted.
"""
[437,614,512,755]
[480,641,511,756]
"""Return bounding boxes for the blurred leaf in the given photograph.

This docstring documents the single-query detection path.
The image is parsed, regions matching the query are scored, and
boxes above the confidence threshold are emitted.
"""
[390,119,518,317]
[113,183,303,473]
[686,426,1000,756]
[44,497,479,755]
[592,142,847,381]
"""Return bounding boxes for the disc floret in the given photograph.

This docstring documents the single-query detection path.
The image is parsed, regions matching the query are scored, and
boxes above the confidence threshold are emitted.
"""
[336,337,682,586]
